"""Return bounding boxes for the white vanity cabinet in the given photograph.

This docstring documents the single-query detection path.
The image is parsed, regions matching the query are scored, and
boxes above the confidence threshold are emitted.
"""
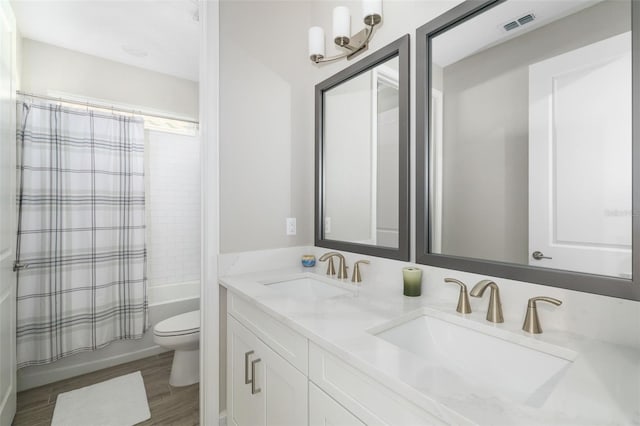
[227,315,308,426]
[227,291,447,426]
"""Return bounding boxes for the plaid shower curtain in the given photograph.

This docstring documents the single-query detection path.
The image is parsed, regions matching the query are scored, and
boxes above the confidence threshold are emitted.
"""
[15,101,149,368]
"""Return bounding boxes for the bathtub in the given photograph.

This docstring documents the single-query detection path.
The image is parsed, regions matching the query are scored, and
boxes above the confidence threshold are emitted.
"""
[17,281,200,391]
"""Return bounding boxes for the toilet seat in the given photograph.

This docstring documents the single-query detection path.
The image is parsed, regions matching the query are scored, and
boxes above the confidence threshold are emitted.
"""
[154,310,200,337]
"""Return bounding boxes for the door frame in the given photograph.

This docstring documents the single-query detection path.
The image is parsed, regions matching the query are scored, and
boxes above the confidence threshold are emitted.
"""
[0,0,17,424]
[199,1,220,425]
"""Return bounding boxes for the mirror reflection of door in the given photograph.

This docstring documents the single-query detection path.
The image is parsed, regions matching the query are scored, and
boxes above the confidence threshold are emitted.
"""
[373,65,399,248]
[323,56,400,248]
[429,0,632,279]
[529,32,632,278]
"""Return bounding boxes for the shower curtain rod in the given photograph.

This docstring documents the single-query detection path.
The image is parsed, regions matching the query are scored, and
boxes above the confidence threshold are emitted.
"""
[16,90,199,125]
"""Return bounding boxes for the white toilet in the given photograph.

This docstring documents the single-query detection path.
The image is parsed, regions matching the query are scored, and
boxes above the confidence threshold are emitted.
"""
[153,310,200,387]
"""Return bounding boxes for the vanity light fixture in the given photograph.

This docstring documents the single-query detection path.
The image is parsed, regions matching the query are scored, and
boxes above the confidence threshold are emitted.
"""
[308,0,382,64]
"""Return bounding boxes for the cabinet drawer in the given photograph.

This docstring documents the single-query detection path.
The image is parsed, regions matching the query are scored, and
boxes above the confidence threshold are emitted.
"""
[228,291,308,374]
[309,343,448,426]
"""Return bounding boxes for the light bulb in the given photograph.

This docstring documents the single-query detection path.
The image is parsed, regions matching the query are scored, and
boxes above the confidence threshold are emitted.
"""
[332,6,351,46]
[362,0,382,25]
[308,27,325,61]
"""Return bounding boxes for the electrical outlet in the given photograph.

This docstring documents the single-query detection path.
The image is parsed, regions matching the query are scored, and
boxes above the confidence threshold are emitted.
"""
[325,217,331,233]
[286,217,296,236]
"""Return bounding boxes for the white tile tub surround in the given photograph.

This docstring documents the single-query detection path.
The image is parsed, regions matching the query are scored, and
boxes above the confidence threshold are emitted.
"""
[219,246,640,350]
[146,130,201,299]
[219,247,640,425]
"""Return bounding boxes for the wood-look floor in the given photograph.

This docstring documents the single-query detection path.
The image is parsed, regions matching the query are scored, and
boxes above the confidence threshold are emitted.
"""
[12,352,199,426]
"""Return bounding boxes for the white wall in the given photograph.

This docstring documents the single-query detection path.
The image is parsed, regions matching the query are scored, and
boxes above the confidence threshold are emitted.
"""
[20,38,198,118]
[219,1,313,253]
[146,130,201,304]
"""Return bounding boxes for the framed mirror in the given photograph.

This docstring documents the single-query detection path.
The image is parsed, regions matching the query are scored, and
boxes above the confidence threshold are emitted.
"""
[416,0,639,300]
[316,35,409,260]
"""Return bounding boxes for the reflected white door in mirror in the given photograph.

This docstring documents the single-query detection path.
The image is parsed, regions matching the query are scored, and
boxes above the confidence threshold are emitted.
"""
[529,32,632,279]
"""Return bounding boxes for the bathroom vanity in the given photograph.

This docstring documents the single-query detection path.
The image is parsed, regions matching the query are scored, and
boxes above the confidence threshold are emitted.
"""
[220,262,640,426]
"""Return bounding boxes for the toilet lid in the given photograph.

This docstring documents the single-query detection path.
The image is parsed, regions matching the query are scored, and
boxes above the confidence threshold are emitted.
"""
[154,310,200,337]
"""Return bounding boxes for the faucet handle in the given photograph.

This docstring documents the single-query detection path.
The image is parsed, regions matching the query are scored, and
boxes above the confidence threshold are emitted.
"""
[528,296,562,307]
[444,278,471,314]
[522,296,562,334]
[351,260,370,283]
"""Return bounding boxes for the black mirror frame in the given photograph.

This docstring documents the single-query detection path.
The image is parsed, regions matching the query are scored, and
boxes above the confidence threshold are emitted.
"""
[315,34,410,261]
[415,0,640,301]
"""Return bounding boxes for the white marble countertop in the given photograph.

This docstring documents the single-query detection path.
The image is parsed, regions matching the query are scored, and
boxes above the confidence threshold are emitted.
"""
[220,266,640,426]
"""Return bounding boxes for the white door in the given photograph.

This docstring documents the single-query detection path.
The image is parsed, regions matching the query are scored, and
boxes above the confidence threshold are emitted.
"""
[529,32,632,278]
[0,0,16,424]
[309,382,365,426]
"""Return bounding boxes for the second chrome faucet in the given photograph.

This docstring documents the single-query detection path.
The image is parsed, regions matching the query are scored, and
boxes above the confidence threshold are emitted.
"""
[319,251,348,279]
[444,278,503,322]
[470,279,504,323]
[319,252,370,283]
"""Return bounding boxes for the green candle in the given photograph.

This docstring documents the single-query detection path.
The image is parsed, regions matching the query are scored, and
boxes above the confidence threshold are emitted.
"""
[403,267,423,297]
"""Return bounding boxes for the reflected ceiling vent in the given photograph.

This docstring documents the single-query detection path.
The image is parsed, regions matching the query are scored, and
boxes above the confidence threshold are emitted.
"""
[502,12,536,32]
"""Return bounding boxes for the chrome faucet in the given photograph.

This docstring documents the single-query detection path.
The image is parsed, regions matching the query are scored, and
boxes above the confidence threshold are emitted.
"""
[319,252,348,279]
[522,296,562,334]
[444,278,471,314]
[470,279,504,323]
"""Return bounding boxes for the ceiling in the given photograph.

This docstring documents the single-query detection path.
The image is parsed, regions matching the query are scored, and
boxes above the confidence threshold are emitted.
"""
[11,0,200,81]
[432,0,602,68]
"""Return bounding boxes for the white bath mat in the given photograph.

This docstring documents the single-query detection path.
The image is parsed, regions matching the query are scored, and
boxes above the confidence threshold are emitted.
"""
[52,371,151,426]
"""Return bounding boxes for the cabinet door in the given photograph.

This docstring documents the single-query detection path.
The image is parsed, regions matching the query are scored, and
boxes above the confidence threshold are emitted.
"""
[310,382,365,426]
[255,337,308,426]
[228,315,308,426]
[228,316,264,426]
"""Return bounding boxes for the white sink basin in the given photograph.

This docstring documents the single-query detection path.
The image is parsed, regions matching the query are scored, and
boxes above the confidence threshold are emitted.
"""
[263,277,350,301]
[373,311,576,404]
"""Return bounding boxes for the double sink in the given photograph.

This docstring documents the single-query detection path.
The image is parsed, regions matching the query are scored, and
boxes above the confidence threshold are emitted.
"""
[261,274,577,405]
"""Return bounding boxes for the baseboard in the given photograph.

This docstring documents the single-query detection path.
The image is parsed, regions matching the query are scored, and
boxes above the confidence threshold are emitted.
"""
[17,345,168,391]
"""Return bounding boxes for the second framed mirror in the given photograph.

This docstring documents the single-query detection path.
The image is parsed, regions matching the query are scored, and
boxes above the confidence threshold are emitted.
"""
[415,0,639,300]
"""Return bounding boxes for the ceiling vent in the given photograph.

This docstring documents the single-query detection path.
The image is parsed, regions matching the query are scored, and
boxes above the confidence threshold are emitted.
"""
[502,12,536,32]
[518,14,535,25]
